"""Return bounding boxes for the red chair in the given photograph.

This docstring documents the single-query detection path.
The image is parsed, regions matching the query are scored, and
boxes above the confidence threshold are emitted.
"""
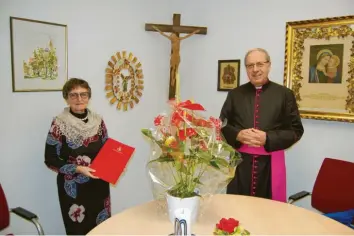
[0,183,45,235]
[288,157,354,227]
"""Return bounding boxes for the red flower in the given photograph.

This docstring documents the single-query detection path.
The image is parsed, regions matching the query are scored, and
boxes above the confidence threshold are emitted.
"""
[193,118,213,128]
[171,111,183,127]
[178,128,197,140]
[216,218,239,233]
[154,115,164,126]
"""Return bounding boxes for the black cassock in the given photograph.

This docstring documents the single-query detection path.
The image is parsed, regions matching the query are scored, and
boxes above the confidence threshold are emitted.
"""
[220,81,304,200]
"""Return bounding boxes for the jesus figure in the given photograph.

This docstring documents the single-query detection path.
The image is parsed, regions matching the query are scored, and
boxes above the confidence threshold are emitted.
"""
[152,26,200,97]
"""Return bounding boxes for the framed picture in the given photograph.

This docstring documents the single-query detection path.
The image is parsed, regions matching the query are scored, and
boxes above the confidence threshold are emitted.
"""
[217,59,240,91]
[10,17,68,92]
[284,15,354,122]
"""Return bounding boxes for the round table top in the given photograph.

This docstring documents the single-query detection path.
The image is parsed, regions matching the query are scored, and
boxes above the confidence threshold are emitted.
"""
[87,194,354,235]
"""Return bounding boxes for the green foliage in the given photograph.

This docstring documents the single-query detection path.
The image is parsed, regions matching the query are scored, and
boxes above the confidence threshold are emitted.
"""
[23,40,58,80]
[142,120,241,199]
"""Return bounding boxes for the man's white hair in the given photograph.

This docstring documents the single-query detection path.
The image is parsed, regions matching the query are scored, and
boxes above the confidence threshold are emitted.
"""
[244,48,271,65]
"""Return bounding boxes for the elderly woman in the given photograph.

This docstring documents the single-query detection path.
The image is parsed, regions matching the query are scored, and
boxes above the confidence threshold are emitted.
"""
[44,78,110,235]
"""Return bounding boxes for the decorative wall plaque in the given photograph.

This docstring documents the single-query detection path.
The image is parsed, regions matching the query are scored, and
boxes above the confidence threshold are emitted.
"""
[105,51,144,111]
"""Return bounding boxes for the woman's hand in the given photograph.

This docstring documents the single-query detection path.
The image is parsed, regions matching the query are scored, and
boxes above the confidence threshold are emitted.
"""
[76,166,99,179]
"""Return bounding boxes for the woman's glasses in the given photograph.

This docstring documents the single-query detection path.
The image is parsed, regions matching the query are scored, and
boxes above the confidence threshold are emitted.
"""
[68,92,90,100]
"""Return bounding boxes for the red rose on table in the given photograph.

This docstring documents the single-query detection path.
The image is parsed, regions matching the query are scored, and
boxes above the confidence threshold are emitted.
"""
[216,218,239,233]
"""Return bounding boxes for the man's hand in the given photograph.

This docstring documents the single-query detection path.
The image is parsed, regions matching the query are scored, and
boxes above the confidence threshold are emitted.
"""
[236,129,258,146]
[237,128,267,147]
[250,129,267,147]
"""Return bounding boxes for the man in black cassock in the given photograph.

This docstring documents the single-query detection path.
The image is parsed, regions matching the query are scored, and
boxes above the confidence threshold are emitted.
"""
[220,48,304,202]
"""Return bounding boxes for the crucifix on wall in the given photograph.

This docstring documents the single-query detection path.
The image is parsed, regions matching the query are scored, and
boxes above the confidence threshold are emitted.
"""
[145,13,207,100]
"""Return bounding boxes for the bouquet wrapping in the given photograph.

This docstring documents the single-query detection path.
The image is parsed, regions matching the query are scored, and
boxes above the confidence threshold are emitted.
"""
[141,99,242,215]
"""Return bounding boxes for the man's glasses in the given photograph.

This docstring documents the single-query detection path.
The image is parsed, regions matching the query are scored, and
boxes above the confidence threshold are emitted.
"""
[245,61,269,70]
[68,92,90,99]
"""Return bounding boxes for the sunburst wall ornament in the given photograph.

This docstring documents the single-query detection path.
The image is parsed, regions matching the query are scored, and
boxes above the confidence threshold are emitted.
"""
[105,51,144,111]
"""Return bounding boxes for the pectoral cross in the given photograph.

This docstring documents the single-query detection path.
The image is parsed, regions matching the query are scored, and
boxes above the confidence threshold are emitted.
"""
[145,13,207,100]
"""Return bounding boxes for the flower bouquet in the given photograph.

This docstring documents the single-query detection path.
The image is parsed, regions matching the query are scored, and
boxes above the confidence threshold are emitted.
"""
[141,98,241,223]
[213,218,250,235]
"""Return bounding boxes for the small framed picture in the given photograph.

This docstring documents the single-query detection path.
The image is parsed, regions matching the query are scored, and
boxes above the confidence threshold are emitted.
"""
[10,17,68,92]
[217,59,240,91]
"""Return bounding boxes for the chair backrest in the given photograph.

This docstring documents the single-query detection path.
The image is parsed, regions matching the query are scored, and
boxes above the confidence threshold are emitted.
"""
[0,183,10,231]
[312,157,354,213]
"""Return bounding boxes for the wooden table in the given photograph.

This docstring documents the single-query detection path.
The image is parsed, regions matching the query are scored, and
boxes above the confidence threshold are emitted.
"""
[87,194,354,235]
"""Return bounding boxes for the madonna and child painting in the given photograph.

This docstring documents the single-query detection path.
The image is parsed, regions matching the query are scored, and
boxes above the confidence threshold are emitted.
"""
[308,44,344,84]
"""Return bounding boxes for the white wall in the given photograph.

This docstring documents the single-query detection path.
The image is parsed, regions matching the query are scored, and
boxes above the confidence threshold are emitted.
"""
[0,0,354,234]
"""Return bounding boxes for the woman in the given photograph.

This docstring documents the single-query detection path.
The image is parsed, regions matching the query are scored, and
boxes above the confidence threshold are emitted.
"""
[44,78,111,235]
[309,50,331,83]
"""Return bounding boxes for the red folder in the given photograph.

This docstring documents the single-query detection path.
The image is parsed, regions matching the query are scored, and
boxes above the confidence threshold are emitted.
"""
[90,138,135,185]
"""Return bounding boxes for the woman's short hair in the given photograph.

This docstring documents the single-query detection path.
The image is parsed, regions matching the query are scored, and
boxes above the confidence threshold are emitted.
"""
[62,78,92,99]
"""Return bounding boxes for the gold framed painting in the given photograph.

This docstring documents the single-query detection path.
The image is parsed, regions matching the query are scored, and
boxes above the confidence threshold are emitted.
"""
[217,59,240,91]
[10,17,68,92]
[284,15,354,122]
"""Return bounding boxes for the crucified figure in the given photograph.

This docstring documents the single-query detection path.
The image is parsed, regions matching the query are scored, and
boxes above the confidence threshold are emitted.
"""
[152,26,200,90]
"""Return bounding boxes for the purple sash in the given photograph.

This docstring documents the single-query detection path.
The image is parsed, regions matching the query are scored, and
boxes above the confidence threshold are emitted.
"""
[238,145,286,202]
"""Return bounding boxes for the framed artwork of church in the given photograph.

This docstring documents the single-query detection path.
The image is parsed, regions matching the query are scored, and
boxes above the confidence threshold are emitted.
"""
[284,15,354,123]
[217,59,240,91]
[10,16,68,92]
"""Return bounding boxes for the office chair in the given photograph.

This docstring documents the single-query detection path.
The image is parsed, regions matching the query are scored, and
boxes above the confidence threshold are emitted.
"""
[288,157,354,228]
[0,183,45,235]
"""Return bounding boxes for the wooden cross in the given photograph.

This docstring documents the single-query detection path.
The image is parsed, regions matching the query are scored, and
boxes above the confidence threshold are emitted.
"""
[145,13,207,100]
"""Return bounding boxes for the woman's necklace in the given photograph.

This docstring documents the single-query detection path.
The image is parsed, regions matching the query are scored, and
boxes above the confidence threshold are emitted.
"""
[70,109,88,122]
[80,115,88,121]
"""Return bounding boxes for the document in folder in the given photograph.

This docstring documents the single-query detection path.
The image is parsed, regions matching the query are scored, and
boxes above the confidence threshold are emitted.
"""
[90,138,135,185]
